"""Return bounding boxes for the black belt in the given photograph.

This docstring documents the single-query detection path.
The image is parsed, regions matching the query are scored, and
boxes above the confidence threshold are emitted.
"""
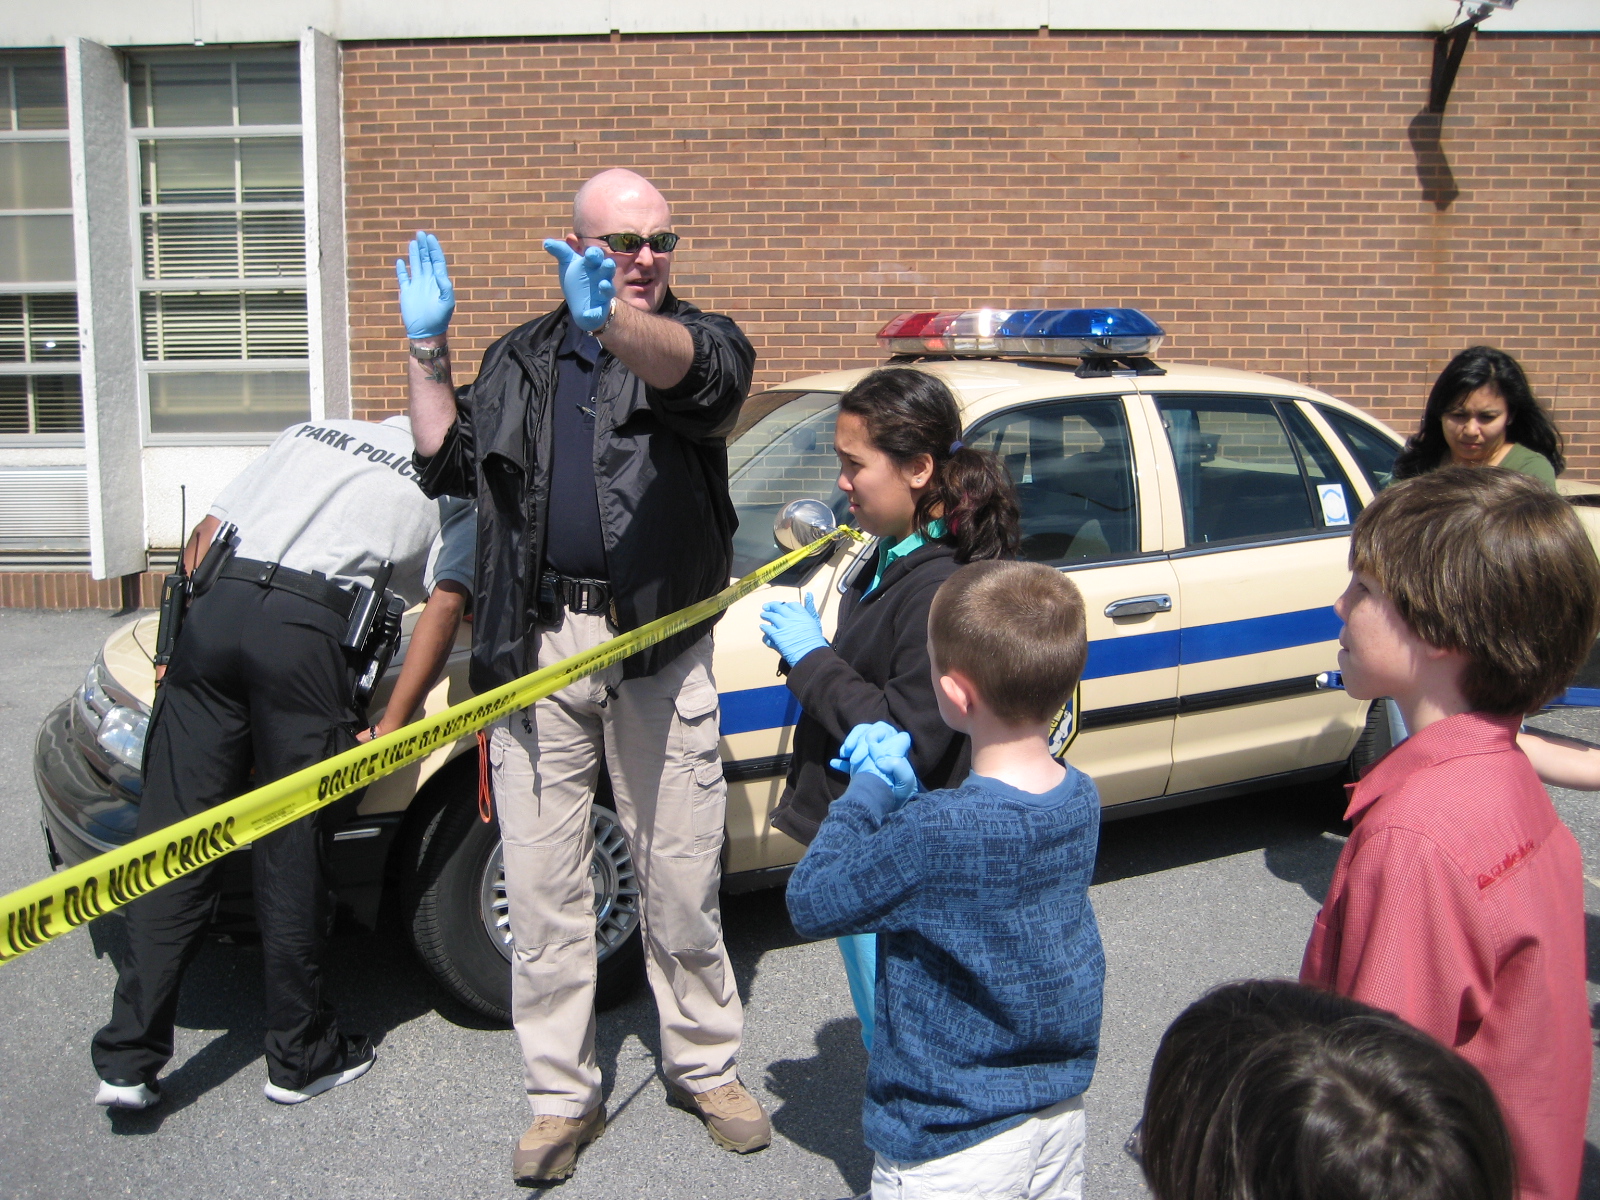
[542,571,612,616]
[218,557,358,621]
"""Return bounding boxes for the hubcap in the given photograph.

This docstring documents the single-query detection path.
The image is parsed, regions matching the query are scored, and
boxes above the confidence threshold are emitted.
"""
[480,804,641,964]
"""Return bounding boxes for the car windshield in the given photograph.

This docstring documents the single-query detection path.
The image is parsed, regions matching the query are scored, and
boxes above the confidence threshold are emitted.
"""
[727,390,850,580]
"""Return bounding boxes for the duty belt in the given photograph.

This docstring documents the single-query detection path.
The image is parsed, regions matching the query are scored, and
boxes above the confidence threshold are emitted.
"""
[542,571,613,616]
[218,557,358,621]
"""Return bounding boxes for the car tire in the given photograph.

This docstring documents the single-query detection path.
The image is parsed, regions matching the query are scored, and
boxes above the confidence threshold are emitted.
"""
[406,775,644,1024]
[1346,697,1398,780]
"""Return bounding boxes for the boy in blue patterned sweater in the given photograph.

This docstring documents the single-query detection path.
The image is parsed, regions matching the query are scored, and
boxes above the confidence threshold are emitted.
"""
[788,560,1103,1199]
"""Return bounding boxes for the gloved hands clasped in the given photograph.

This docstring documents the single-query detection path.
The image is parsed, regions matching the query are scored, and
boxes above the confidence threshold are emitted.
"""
[831,721,921,807]
[395,231,456,339]
[544,240,617,332]
[760,593,830,667]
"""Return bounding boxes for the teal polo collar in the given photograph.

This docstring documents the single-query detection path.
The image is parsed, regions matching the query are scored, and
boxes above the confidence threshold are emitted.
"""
[868,519,946,594]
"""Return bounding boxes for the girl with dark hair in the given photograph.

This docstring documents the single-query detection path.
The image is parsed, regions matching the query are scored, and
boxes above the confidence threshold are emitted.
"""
[760,367,1019,1044]
[1393,346,1564,485]
[1136,980,1515,1200]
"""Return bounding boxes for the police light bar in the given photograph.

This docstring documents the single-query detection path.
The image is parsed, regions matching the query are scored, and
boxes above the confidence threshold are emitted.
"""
[876,307,1165,359]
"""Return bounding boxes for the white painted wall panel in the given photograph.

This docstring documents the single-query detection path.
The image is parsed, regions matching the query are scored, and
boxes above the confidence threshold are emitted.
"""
[141,445,267,548]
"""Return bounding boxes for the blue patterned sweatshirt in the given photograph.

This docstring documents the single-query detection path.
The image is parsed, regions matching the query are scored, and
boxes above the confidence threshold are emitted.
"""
[786,767,1105,1163]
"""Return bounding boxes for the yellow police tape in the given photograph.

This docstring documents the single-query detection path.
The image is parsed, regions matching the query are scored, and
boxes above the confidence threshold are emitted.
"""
[0,525,861,965]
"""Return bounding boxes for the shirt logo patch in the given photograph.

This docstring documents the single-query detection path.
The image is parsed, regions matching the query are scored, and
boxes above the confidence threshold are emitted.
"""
[1477,839,1537,890]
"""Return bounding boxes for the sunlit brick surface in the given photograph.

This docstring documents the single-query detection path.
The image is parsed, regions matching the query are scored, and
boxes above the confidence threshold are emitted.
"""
[341,33,1599,475]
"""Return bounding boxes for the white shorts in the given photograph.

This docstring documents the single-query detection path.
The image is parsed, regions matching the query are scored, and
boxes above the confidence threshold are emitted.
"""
[871,1093,1086,1200]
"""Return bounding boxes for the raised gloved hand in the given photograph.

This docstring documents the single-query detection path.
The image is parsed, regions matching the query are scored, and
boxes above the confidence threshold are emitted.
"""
[759,593,829,667]
[395,231,455,339]
[831,721,920,806]
[544,240,616,332]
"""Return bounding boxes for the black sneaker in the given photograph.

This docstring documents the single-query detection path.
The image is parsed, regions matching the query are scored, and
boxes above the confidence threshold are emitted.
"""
[262,1034,376,1105]
[95,1077,161,1110]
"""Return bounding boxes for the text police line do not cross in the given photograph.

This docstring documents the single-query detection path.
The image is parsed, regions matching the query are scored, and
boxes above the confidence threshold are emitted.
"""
[0,526,859,965]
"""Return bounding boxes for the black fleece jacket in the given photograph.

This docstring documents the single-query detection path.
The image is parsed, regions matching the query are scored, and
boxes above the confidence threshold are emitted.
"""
[770,541,972,847]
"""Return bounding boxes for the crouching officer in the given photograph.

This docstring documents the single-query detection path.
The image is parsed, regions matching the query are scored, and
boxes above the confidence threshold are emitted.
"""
[91,415,442,1110]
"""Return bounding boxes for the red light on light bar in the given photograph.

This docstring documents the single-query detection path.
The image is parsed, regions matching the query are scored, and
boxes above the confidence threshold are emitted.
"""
[876,312,941,338]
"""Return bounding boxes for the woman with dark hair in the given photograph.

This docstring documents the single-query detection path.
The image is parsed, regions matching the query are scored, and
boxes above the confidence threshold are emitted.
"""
[1135,980,1515,1200]
[759,367,1019,1044]
[1393,347,1563,485]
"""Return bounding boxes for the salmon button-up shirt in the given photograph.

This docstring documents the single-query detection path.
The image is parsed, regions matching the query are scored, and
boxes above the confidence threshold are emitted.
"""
[1301,711,1589,1200]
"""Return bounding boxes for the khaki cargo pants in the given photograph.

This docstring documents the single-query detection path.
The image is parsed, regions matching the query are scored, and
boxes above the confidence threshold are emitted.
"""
[490,612,743,1116]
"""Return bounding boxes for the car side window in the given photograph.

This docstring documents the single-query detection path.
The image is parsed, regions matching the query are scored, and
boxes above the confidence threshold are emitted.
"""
[1281,403,1362,524]
[965,397,1138,565]
[1314,404,1402,491]
[1155,395,1348,547]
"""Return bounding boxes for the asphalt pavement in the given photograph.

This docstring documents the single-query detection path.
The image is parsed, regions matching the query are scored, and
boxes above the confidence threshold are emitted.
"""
[0,609,1595,1200]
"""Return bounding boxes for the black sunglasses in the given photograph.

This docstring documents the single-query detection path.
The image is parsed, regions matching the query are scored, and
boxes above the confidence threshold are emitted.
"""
[583,231,680,255]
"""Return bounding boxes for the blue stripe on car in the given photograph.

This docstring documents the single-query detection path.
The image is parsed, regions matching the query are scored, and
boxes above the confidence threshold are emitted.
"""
[1179,606,1344,665]
[718,605,1344,735]
[721,685,803,736]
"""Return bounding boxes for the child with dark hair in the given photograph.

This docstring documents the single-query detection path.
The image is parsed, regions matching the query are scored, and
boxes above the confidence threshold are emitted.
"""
[760,367,1020,1043]
[1136,979,1515,1200]
[787,560,1101,1199]
[1303,466,1600,1200]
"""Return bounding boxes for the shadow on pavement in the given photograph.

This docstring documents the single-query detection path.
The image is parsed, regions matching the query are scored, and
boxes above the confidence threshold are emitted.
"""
[1094,781,1349,891]
[765,1017,872,1195]
[87,912,442,1133]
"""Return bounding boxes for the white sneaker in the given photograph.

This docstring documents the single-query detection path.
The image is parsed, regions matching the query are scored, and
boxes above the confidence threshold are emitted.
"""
[262,1034,375,1105]
[95,1079,161,1110]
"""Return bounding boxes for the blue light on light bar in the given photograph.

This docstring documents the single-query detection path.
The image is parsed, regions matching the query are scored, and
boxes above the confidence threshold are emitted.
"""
[877,307,1165,359]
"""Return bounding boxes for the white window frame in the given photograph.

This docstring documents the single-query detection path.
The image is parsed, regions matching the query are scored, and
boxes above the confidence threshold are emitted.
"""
[0,60,85,448]
[126,48,312,446]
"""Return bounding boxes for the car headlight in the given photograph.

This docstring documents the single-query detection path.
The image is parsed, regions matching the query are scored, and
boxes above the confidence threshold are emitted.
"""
[81,660,115,720]
[77,653,152,773]
[97,706,150,772]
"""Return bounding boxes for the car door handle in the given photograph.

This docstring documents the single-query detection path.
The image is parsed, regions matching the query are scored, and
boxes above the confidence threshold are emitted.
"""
[1104,594,1172,618]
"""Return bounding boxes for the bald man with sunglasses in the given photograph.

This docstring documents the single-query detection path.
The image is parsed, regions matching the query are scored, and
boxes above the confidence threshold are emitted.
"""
[397,169,765,1184]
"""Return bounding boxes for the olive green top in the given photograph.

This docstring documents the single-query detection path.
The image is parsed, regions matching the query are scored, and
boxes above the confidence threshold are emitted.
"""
[1498,442,1558,487]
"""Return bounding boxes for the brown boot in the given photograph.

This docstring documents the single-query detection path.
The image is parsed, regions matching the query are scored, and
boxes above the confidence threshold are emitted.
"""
[666,1079,772,1153]
[512,1106,606,1185]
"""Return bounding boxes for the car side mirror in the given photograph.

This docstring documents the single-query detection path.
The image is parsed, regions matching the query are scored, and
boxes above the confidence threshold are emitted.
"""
[774,498,837,551]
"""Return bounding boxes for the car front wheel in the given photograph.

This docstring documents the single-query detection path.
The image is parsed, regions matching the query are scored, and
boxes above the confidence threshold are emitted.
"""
[407,788,644,1023]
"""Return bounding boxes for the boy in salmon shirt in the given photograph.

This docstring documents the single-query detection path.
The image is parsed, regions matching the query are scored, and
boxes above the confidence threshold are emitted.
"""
[1303,466,1600,1200]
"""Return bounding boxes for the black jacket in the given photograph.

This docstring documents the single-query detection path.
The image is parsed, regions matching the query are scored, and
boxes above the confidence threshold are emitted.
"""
[413,294,755,690]
[770,541,972,846]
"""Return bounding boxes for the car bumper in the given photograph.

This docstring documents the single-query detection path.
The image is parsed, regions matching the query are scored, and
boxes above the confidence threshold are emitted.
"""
[33,698,400,928]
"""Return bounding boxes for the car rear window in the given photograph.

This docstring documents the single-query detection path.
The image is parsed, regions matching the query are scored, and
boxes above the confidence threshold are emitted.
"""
[1154,395,1356,547]
[1314,404,1402,491]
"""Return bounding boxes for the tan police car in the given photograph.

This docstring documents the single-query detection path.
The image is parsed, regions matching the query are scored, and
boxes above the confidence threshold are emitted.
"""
[38,307,1585,1022]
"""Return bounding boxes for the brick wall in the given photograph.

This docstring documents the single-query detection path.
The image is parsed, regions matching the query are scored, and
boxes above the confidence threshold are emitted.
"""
[0,571,163,610]
[340,32,1600,475]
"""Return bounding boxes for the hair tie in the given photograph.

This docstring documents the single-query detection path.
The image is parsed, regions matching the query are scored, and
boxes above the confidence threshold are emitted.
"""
[948,440,964,454]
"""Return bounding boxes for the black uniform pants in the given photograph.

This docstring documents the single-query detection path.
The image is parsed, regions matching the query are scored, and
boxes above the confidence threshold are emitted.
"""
[91,578,361,1091]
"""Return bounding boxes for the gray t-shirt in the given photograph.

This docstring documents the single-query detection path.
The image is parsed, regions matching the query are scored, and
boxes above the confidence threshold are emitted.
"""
[426,497,476,593]
[208,416,440,607]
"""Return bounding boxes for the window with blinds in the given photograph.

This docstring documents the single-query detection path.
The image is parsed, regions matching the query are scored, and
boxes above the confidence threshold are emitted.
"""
[0,52,83,439]
[131,53,310,436]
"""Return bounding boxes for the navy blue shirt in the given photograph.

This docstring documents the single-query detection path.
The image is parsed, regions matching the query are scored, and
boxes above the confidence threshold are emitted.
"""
[787,767,1105,1162]
[543,321,608,580]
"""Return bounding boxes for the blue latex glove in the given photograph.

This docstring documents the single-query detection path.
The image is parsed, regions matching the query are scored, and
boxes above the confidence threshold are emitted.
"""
[544,240,616,332]
[394,231,455,339]
[830,722,920,805]
[759,593,829,667]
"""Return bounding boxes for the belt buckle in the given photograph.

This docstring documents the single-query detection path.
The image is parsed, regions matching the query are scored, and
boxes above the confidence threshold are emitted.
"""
[578,581,603,613]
